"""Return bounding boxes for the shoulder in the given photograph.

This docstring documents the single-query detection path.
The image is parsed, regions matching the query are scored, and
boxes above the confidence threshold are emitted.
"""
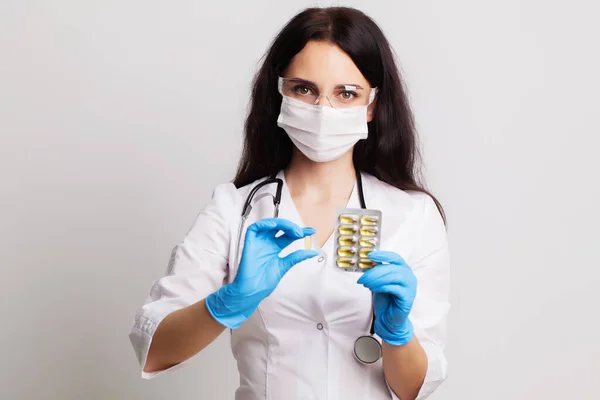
[210,174,272,200]
[208,182,240,209]
[233,175,274,198]
[362,173,441,220]
[362,173,447,252]
[207,176,272,220]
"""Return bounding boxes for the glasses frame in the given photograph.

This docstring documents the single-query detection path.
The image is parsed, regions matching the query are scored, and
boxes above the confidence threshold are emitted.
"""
[278,77,378,108]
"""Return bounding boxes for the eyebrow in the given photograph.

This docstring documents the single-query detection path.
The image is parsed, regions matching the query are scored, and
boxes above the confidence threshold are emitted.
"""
[287,78,365,90]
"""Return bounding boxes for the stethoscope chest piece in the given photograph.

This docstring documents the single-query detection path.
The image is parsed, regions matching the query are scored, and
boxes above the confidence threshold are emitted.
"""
[354,335,382,365]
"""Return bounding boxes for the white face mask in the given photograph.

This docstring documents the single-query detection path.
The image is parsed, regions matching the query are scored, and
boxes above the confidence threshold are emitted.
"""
[277,96,371,163]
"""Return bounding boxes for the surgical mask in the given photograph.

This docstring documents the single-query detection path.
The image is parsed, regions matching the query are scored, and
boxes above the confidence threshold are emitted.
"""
[277,96,372,163]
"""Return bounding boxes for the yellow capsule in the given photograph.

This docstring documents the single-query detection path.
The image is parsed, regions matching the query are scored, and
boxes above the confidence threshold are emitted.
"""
[359,248,372,258]
[338,224,358,235]
[304,236,312,250]
[360,215,380,225]
[337,257,357,268]
[339,214,359,224]
[359,238,377,247]
[337,246,357,257]
[359,259,376,269]
[338,235,358,246]
[359,226,378,236]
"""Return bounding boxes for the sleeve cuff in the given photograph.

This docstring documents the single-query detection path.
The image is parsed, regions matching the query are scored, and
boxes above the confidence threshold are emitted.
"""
[128,306,190,379]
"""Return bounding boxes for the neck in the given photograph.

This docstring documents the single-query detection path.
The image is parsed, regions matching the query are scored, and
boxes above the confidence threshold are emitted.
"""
[284,148,356,198]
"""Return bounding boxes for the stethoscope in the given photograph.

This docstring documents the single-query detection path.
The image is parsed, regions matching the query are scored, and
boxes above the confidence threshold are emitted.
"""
[234,169,382,365]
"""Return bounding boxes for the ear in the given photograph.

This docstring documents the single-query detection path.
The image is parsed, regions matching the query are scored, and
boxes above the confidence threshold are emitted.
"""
[367,100,377,122]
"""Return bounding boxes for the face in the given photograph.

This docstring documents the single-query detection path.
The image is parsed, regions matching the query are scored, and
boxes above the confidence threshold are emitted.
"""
[282,40,376,121]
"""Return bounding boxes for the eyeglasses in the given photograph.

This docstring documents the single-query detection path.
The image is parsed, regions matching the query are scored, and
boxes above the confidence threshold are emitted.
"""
[278,77,377,108]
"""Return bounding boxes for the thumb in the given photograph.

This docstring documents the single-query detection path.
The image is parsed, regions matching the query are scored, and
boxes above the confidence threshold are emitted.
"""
[279,250,319,275]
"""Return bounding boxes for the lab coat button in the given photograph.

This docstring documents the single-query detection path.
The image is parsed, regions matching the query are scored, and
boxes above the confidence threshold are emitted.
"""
[317,323,324,330]
[317,256,324,262]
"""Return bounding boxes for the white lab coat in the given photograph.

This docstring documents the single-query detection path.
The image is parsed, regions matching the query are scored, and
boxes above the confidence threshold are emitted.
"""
[129,170,450,400]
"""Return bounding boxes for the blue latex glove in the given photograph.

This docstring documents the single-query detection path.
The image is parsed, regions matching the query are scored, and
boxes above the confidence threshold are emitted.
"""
[357,250,417,346]
[206,218,318,329]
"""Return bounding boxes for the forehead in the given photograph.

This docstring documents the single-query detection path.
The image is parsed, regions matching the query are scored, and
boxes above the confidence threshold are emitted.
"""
[283,41,370,89]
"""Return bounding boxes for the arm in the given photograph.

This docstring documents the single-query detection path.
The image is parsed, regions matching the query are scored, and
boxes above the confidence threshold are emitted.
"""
[382,337,428,400]
[129,183,317,377]
[143,298,225,373]
[141,218,317,373]
[360,195,450,399]
[129,183,237,378]
[382,243,450,400]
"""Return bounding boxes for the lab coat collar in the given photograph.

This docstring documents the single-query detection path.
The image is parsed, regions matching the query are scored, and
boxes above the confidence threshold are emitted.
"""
[274,169,363,227]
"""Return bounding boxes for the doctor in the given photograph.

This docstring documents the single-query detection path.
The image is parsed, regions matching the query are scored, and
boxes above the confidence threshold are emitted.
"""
[129,6,450,400]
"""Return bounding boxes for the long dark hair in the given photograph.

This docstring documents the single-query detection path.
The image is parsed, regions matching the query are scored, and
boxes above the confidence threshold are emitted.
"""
[233,6,445,223]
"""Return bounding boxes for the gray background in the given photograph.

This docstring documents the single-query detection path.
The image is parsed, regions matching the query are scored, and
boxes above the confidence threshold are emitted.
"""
[1,0,599,399]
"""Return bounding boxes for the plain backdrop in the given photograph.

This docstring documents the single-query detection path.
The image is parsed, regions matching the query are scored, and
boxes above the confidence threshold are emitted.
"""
[1,0,599,399]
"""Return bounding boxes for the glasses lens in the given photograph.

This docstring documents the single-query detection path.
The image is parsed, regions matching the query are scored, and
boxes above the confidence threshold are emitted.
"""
[329,87,370,108]
[280,80,319,104]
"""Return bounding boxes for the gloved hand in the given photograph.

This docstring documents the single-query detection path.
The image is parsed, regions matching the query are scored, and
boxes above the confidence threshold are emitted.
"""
[206,218,318,329]
[357,250,417,346]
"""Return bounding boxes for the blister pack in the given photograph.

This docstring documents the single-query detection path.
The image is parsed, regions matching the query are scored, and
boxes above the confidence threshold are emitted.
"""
[333,208,382,272]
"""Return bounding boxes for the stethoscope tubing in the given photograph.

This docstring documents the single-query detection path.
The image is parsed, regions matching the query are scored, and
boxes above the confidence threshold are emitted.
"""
[235,168,381,365]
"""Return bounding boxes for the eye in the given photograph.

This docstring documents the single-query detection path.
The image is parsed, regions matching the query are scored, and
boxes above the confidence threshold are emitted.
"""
[293,85,314,96]
[339,91,357,101]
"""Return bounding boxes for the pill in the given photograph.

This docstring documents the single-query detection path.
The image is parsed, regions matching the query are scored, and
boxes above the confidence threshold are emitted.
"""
[338,224,358,235]
[337,246,358,257]
[337,257,357,268]
[359,259,376,269]
[359,226,378,236]
[360,215,380,225]
[359,248,373,258]
[304,236,312,250]
[338,235,358,246]
[359,238,378,247]
[339,214,359,224]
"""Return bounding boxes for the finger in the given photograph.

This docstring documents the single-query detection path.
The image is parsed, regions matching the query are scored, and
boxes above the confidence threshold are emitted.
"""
[302,227,316,236]
[276,227,316,247]
[247,218,304,238]
[274,226,316,249]
[367,284,415,301]
[368,283,403,298]
[357,264,397,285]
[357,265,415,288]
[279,249,319,275]
[367,250,407,266]
[357,265,396,285]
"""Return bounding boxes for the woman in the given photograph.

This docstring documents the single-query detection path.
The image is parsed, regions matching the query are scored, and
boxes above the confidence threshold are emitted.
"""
[129,6,450,400]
